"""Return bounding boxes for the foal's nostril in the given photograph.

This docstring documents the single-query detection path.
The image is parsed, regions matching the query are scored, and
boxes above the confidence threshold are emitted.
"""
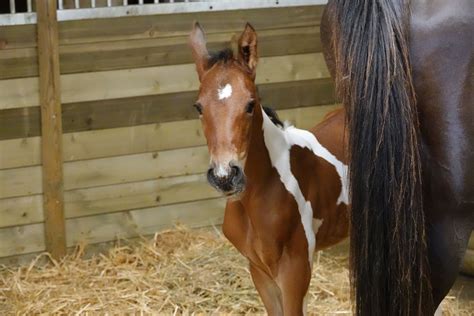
[230,166,241,180]
[207,164,245,195]
[207,167,215,183]
[231,166,240,177]
[230,166,245,187]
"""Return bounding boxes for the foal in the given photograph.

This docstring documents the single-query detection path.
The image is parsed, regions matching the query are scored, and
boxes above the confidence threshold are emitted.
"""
[190,23,349,315]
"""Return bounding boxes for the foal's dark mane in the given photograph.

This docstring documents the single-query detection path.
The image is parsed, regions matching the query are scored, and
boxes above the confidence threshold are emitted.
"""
[208,48,255,76]
[208,48,234,67]
[263,106,284,128]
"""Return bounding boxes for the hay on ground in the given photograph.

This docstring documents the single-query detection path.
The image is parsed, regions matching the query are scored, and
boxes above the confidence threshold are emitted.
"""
[0,226,471,315]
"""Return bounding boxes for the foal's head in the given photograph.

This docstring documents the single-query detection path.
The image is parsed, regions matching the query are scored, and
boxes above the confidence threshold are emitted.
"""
[189,23,259,197]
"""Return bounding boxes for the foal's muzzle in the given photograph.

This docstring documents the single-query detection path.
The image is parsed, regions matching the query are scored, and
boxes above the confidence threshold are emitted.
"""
[207,163,245,197]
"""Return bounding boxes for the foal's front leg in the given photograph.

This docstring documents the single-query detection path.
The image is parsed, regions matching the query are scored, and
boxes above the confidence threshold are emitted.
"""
[249,263,283,316]
[276,250,312,316]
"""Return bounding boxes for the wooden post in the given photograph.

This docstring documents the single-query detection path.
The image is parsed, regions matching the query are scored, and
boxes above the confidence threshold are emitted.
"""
[36,0,67,259]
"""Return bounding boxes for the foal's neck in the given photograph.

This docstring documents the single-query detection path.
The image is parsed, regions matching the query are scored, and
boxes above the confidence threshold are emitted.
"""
[244,104,289,186]
[243,104,274,183]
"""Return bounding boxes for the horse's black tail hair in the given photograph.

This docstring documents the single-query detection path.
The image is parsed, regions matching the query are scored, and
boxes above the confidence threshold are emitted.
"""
[332,0,433,314]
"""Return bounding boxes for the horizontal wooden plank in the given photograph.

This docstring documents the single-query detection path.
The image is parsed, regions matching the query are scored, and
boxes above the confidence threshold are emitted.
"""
[0,100,337,171]
[0,24,36,49]
[0,77,335,141]
[0,136,42,169]
[58,6,323,46]
[0,173,219,228]
[65,198,225,248]
[0,52,328,110]
[64,146,210,191]
[0,195,44,228]
[0,223,45,258]
[0,102,339,171]
[0,104,339,198]
[0,105,340,227]
[278,104,342,130]
[61,119,205,163]
[0,198,225,258]
[0,46,37,80]
[0,145,210,199]
[0,165,42,198]
[65,173,220,219]
[0,6,322,49]
[0,119,205,169]
[0,106,41,140]
[0,26,322,80]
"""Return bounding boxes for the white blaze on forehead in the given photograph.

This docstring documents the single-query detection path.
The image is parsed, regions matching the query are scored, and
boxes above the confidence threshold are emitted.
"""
[217,84,233,100]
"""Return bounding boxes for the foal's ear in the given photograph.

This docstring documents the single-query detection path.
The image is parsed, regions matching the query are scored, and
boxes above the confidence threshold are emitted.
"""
[238,23,258,78]
[189,22,209,81]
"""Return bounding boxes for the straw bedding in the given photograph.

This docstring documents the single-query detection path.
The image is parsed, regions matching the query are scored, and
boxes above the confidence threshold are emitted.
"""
[0,226,471,315]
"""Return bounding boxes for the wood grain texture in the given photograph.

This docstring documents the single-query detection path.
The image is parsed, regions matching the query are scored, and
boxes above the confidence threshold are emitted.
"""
[0,52,328,110]
[278,104,342,130]
[0,24,36,49]
[0,197,225,258]
[0,195,44,228]
[0,119,205,169]
[0,6,322,49]
[0,136,42,169]
[0,105,340,227]
[64,173,220,219]
[0,173,218,228]
[0,223,45,257]
[0,102,339,171]
[58,6,323,45]
[0,146,210,199]
[0,27,322,80]
[36,0,66,259]
[65,198,225,247]
[0,78,335,140]
[0,103,340,171]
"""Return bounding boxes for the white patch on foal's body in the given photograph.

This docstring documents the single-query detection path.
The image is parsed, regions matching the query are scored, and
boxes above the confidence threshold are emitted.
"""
[217,84,232,100]
[261,109,349,268]
[285,126,349,205]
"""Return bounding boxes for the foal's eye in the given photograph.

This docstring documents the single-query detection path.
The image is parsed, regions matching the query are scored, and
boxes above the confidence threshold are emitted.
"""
[246,100,256,114]
[193,103,203,115]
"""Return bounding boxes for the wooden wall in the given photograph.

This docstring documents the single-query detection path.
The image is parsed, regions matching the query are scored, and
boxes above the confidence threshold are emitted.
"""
[0,5,342,260]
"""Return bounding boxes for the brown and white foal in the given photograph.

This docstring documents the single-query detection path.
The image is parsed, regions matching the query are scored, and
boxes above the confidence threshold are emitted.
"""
[190,23,349,315]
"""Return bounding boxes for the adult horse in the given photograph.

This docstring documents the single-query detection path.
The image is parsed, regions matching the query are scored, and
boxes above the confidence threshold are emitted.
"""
[190,23,350,315]
[320,0,473,315]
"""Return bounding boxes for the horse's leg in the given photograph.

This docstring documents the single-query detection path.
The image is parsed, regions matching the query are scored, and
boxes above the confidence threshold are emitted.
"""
[427,214,473,308]
[249,263,283,316]
[276,253,312,316]
[223,202,284,315]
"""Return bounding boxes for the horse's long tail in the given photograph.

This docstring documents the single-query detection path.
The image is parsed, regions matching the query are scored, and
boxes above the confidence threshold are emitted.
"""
[332,1,433,315]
